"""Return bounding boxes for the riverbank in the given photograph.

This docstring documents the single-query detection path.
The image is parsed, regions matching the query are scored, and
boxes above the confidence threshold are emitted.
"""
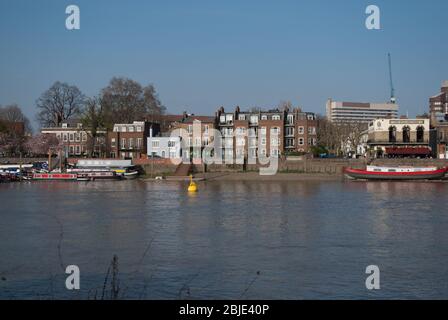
[202,172,344,181]
[142,172,344,181]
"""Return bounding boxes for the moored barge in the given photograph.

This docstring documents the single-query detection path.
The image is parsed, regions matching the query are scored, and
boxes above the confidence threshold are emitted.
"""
[344,166,448,181]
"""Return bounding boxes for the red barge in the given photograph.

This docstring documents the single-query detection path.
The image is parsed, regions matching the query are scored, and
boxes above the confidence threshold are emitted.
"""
[344,166,448,181]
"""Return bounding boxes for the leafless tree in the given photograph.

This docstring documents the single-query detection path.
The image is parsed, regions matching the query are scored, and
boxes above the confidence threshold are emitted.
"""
[317,115,367,156]
[278,100,293,112]
[101,77,165,128]
[36,81,86,128]
[0,104,32,134]
[81,96,106,157]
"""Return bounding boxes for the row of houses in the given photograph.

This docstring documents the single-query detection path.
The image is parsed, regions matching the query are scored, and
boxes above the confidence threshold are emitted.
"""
[36,80,448,160]
[40,106,318,161]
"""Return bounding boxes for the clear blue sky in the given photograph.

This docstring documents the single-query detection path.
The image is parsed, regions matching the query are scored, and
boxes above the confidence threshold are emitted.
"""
[1,0,447,129]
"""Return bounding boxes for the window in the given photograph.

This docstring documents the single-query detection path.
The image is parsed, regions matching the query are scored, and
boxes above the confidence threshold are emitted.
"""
[261,137,266,146]
[63,134,68,142]
[220,115,226,123]
[137,138,142,148]
[168,140,176,148]
[121,138,126,148]
[69,133,74,142]
[286,127,294,136]
[237,138,245,146]
[271,127,280,135]
[308,127,316,135]
[129,126,134,132]
[111,138,116,147]
[188,125,193,134]
[121,127,127,132]
[416,126,424,143]
[129,138,134,148]
[272,115,281,120]
[298,138,304,145]
[82,133,87,142]
[261,115,268,120]
[260,127,267,135]
[136,126,142,132]
[225,114,233,123]
[250,115,258,124]
[271,149,279,157]
[62,123,68,128]
[286,138,294,147]
[204,125,209,134]
[69,146,74,154]
[236,127,246,135]
[75,133,80,142]
[389,126,397,143]
[75,145,81,154]
[298,126,304,134]
[271,138,279,146]
[238,114,246,120]
[260,149,266,156]
[307,114,315,120]
[287,115,294,125]
[152,140,159,148]
[403,126,411,143]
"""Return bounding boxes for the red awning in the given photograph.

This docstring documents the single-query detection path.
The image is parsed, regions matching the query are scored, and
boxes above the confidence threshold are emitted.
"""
[385,147,431,155]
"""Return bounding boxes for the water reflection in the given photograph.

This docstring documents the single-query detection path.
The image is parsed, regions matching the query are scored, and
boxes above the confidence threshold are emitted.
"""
[0,180,448,299]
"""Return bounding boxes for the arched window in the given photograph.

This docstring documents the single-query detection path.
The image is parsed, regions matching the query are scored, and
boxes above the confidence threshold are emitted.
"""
[416,126,424,143]
[403,126,411,143]
[389,126,397,143]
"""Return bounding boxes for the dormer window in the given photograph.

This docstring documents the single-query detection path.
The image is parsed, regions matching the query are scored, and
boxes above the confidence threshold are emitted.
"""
[62,123,68,128]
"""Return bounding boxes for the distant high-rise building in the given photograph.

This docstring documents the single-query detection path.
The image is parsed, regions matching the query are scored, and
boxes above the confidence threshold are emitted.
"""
[326,99,399,123]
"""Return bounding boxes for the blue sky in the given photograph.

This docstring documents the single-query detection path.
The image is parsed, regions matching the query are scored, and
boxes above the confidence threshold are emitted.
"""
[1,0,447,128]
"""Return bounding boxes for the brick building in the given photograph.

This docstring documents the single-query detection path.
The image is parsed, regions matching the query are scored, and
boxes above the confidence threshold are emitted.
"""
[107,121,160,159]
[215,106,317,159]
[41,119,106,157]
[429,80,448,123]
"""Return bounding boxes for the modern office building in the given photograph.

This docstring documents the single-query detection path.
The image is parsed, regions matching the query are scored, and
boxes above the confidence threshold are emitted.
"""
[326,99,399,123]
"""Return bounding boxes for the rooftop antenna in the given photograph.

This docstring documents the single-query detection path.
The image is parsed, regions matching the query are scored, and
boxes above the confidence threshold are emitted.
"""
[388,53,396,104]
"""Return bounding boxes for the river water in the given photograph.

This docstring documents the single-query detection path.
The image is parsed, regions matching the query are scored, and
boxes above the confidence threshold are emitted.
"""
[0,179,447,299]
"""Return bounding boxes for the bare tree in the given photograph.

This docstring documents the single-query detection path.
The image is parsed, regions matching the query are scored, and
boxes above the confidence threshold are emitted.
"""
[101,77,166,128]
[81,96,106,157]
[0,104,32,134]
[278,100,293,111]
[36,81,85,128]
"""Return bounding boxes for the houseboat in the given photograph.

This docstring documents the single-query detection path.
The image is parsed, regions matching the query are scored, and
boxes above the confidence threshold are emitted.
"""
[32,173,78,181]
[344,166,448,181]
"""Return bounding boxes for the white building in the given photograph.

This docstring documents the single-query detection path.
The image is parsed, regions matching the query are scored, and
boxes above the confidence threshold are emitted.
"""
[147,136,182,159]
[326,99,399,123]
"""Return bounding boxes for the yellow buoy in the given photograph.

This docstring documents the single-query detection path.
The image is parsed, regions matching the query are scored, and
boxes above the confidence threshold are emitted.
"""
[187,175,198,192]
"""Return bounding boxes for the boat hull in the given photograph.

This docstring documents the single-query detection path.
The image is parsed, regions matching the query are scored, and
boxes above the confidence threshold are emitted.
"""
[344,168,447,181]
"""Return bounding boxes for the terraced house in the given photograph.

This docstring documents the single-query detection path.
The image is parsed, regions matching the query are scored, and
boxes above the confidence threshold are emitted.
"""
[215,106,317,160]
